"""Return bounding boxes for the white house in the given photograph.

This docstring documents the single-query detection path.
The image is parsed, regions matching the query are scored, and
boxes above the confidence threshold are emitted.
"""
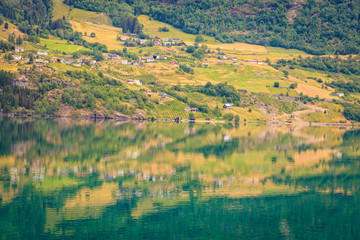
[121,59,128,65]
[223,103,231,109]
[120,36,129,41]
[15,47,24,52]
[134,79,142,85]
[37,51,48,56]
[219,55,228,60]
[139,39,148,45]
[12,55,22,60]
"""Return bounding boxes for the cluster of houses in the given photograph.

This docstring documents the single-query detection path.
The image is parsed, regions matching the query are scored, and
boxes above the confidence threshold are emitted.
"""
[184,107,197,112]
[105,53,175,67]
[11,50,100,67]
[121,35,187,48]
[127,79,142,85]
[200,55,240,67]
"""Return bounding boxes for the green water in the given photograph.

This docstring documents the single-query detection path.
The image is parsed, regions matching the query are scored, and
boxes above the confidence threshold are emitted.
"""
[0,118,359,239]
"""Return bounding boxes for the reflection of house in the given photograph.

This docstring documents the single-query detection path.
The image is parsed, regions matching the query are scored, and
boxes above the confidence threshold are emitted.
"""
[184,128,196,135]
[223,103,231,109]
[223,134,231,142]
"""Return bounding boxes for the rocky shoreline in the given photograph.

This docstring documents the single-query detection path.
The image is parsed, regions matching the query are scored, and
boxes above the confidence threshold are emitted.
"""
[1,113,360,127]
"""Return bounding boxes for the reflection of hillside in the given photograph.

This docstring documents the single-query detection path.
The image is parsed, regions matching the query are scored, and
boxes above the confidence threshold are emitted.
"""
[1,118,360,231]
[45,182,118,232]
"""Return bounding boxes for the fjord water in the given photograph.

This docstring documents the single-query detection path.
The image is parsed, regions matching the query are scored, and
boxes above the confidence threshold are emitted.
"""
[0,118,359,240]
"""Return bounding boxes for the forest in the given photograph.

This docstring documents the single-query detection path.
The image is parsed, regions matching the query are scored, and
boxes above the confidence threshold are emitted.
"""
[63,0,360,55]
[276,56,360,76]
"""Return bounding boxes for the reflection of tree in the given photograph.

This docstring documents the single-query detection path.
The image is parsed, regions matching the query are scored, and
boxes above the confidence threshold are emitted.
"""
[268,154,360,197]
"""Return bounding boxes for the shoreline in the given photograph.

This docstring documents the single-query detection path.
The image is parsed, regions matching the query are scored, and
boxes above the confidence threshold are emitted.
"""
[1,113,360,127]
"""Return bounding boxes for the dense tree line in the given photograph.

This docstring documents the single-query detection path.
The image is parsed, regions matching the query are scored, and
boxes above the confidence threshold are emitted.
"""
[277,56,360,75]
[0,70,42,113]
[195,82,241,104]
[0,0,53,25]
[65,0,360,54]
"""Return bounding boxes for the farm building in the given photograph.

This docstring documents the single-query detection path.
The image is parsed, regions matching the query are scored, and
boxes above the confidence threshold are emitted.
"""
[223,103,231,109]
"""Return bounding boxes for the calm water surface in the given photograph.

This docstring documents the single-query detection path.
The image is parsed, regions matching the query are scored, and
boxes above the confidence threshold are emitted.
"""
[0,118,359,239]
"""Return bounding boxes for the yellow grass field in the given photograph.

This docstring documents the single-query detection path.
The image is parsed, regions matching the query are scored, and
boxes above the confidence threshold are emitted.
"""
[52,0,111,25]
[70,21,123,50]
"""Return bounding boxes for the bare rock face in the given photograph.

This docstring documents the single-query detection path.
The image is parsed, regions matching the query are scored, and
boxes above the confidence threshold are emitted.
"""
[94,110,106,119]
[114,111,131,121]
[133,109,148,120]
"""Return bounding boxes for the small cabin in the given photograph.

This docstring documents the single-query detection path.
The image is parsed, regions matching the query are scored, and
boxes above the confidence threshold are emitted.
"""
[158,93,167,98]
[12,55,22,60]
[108,54,119,60]
[15,47,24,52]
[223,103,231,109]
[37,51,48,56]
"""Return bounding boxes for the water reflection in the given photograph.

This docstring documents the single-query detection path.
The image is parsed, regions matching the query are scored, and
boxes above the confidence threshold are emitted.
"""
[0,118,359,239]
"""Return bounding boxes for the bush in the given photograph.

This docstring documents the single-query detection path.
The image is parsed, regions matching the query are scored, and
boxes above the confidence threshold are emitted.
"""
[189,112,195,120]
[274,82,280,88]
[289,83,297,89]
[223,113,234,121]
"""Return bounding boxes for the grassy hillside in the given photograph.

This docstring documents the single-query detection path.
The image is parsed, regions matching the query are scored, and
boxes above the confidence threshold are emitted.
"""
[0,0,357,123]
